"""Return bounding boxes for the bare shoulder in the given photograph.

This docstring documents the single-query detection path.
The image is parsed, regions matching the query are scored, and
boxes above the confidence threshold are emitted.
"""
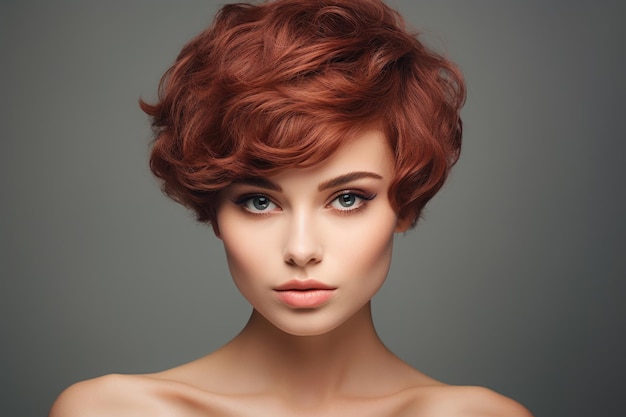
[49,374,156,417]
[447,385,533,417]
[48,373,222,417]
[406,385,534,417]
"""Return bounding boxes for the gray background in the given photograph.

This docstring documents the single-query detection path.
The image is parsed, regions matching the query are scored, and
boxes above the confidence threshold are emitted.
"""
[2,1,624,416]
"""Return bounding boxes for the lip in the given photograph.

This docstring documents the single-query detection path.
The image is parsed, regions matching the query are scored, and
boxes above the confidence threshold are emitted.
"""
[274,279,336,308]
[274,279,335,291]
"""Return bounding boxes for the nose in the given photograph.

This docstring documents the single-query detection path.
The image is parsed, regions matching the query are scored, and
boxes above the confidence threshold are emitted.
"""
[282,210,323,267]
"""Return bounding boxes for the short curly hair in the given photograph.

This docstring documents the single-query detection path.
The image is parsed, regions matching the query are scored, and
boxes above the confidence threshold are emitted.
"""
[140,0,465,228]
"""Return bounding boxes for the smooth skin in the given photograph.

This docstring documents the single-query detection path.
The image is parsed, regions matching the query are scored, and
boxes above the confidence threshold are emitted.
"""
[50,131,533,417]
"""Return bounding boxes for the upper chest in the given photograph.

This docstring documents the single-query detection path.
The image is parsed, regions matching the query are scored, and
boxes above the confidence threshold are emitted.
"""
[160,389,431,417]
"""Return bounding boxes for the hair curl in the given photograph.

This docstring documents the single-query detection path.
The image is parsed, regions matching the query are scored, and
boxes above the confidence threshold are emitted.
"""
[140,0,465,228]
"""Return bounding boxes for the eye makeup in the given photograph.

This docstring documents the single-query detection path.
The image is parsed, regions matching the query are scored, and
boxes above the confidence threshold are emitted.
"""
[326,190,376,215]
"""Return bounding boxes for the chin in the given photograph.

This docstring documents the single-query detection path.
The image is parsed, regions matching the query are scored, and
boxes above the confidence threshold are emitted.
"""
[280,326,339,337]
[265,305,368,337]
[267,313,348,338]
[275,323,340,337]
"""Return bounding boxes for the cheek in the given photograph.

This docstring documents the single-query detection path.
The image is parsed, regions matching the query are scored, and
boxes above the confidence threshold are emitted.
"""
[217,212,271,287]
[222,231,266,281]
[331,210,397,279]
[221,238,269,307]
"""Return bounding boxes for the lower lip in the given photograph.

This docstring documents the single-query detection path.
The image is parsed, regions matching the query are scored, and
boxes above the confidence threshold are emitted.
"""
[275,289,335,308]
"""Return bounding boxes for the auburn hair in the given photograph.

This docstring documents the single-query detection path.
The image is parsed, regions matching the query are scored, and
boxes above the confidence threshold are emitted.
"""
[140,0,465,228]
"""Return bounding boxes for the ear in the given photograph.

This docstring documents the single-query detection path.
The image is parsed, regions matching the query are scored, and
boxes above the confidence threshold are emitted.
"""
[394,215,413,233]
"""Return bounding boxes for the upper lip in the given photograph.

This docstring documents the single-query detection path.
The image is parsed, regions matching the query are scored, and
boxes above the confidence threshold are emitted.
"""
[274,279,336,291]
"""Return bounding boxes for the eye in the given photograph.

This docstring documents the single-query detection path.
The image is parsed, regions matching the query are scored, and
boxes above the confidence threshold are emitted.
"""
[236,194,278,214]
[329,192,375,212]
[335,193,359,208]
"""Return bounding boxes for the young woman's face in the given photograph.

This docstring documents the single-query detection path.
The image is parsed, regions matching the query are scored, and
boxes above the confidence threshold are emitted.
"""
[216,130,407,336]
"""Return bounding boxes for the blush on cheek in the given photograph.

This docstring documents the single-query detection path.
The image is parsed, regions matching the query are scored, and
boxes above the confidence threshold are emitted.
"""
[341,219,396,283]
[354,216,396,257]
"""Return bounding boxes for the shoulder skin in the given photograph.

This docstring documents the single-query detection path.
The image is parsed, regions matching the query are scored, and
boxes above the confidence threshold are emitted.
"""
[49,373,231,417]
[410,385,534,417]
[48,373,199,417]
[49,374,150,417]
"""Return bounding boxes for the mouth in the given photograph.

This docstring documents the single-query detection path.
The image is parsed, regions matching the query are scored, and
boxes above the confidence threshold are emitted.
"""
[274,279,336,308]
[274,279,335,291]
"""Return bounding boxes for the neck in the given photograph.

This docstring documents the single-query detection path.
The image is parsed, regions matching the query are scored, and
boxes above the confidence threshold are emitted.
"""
[221,302,397,406]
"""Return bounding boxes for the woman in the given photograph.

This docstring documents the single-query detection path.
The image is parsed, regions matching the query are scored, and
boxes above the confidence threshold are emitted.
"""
[50,0,533,415]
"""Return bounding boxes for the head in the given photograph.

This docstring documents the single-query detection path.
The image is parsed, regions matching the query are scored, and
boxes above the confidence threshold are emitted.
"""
[140,0,465,232]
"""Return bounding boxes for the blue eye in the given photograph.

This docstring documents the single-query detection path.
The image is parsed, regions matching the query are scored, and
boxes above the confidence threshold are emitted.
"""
[329,192,374,211]
[337,194,358,208]
[238,195,278,213]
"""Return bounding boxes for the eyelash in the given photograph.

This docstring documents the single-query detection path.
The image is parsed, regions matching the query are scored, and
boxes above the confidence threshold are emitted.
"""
[232,191,376,216]
[327,190,376,215]
[232,193,278,215]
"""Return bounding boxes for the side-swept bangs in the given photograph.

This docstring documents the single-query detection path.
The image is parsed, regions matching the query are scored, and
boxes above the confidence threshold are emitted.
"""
[141,0,465,227]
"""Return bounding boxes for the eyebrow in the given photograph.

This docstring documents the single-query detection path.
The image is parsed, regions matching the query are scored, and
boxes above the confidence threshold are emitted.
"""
[236,171,383,193]
[237,177,283,192]
[318,171,383,191]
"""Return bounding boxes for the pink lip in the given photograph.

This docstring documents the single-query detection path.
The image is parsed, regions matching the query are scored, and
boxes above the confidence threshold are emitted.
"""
[274,279,335,291]
[274,279,336,308]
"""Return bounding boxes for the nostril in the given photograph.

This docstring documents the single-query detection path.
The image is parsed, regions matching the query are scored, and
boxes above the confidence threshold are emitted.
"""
[284,253,322,267]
